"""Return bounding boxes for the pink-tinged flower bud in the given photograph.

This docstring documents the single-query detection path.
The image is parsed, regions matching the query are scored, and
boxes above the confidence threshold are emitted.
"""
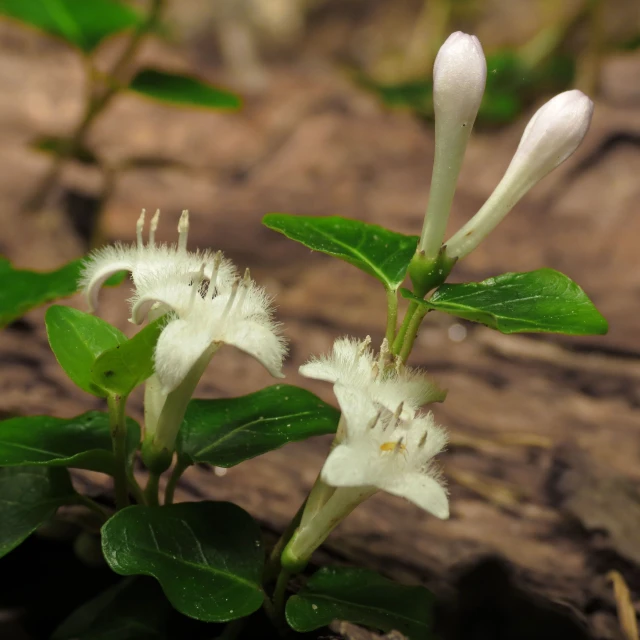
[446,90,594,260]
[419,32,487,259]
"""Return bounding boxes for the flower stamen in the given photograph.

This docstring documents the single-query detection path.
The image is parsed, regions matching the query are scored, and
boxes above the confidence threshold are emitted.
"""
[233,268,251,314]
[178,210,189,253]
[222,279,240,320]
[378,338,390,370]
[358,336,372,357]
[136,209,146,249]
[368,408,383,430]
[208,251,223,300]
[190,264,206,310]
[149,209,160,246]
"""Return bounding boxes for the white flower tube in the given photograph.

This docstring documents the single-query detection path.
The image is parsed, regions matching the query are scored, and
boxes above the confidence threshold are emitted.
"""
[419,32,487,259]
[446,89,594,260]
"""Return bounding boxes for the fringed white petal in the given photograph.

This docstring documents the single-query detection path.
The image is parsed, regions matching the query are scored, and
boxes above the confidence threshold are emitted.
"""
[333,385,380,439]
[131,247,238,296]
[379,472,449,519]
[130,277,194,324]
[154,318,214,394]
[79,244,136,311]
[222,319,287,378]
[300,337,444,417]
[300,337,375,385]
[320,444,378,488]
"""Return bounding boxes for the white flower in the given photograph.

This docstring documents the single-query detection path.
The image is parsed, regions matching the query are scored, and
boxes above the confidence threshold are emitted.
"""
[282,385,448,568]
[299,336,445,419]
[322,385,449,518]
[419,32,487,259]
[132,261,287,395]
[445,90,594,260]
[80,209,237,312]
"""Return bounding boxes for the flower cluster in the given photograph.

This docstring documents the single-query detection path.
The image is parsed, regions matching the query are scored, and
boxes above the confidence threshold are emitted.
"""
[76,30,595,572]
[81,209,287,456]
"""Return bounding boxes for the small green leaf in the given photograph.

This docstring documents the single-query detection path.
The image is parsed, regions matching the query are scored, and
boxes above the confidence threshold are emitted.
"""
[286,567,436,639]
[102,502,264,622]
[401,269,608,335]
[0,0,142,52]
[0,412,140,474]
[46,305,127,396]
[92,319,163,396]
[129,68,241,111]
[263,214,418,291]
[0,257,126,329]
[0,466,75,559]
[0,258,80,328]
[52,578,172,640]
[177,384,339,468]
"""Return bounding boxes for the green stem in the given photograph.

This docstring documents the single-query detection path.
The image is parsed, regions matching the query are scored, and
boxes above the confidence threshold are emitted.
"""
[164,458,189,505]
[144,471,161,507]
[107,394,130,511]
[399,307,428,363]
[214,618,247,640]
[273,569,292,617]
[385,287,399,345]
[262,575,291,637]
[75,495,110,521]
[392,301,418,355]
[25,0,166,213]
[264,500,306,584]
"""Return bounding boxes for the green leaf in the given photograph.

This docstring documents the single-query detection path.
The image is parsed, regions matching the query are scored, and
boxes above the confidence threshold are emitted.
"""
[0,0,142,52]
[0,258,126,329]
[101,502,265,622]
[52,578,172,640]
[46,305,127,396]
[177,384,339,468]
[129,69,241,111]
[0,466,75,559]
[92,319,163,396]
[0,411,140,474]
[402,269,608,335]
[286,567,436,639]
[263,214,418,291]
[0,258,80,328]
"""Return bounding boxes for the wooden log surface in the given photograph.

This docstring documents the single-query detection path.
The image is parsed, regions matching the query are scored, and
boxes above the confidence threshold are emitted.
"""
[0,22,639,640]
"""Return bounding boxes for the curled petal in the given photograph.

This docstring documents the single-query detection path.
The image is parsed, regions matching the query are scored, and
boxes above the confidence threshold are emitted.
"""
[79,245,136,312]
[130,280,194,324]
[223,320,287,378]
[379,472,449,519]
[154,318,214,394]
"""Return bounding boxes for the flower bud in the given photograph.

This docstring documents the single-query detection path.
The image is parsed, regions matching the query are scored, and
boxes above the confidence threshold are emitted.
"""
[446,90,594,260]
[433,32,487,129]
[419,32,487,259]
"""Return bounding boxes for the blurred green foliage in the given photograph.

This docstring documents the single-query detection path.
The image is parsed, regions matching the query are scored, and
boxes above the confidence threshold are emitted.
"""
[0,0,141,52]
